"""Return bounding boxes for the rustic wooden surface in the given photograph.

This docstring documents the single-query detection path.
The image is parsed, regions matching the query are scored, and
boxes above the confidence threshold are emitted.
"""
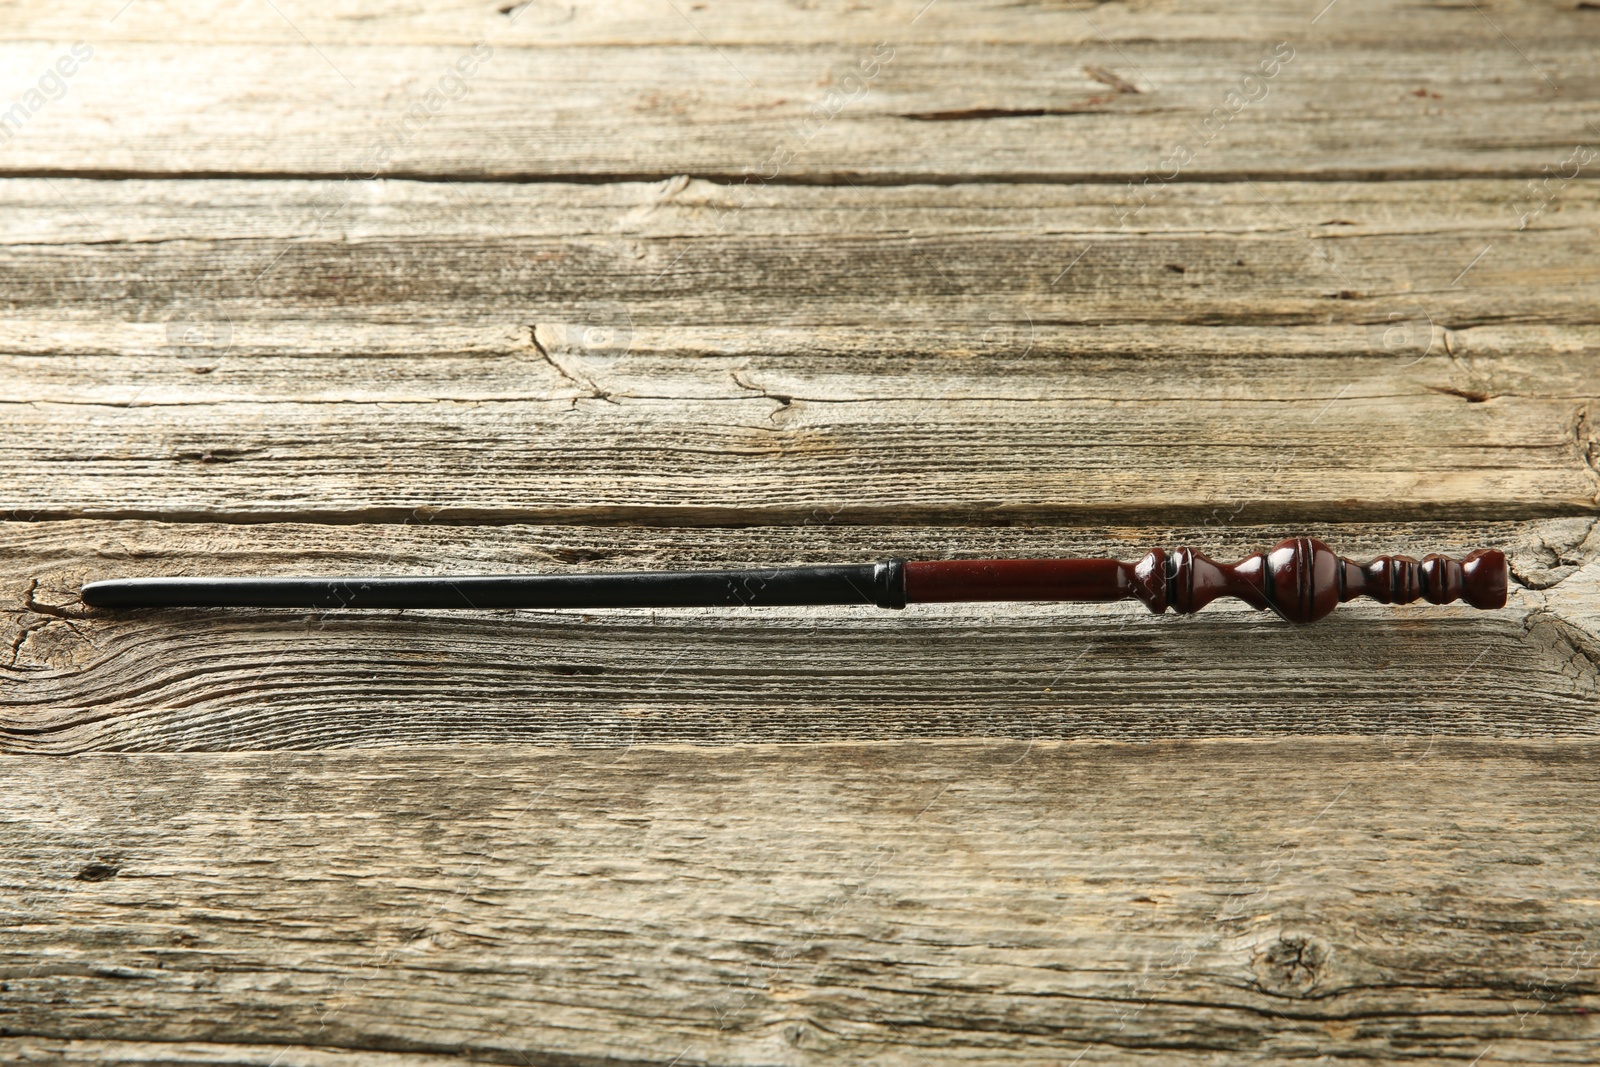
[4,740,1600,1065]
[2,0,1598,1062]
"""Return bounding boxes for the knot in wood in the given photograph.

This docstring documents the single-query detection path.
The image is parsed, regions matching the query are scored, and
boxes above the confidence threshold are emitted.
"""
[1252,933,1330,997]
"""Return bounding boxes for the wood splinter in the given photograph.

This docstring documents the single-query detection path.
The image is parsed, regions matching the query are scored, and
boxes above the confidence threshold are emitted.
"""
[82,537,1508,625]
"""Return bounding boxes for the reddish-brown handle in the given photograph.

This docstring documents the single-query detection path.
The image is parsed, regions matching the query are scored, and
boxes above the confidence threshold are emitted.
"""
[903,538,1508,624]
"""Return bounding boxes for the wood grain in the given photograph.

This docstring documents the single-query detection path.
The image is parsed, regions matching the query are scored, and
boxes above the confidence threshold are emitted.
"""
[1,740,1598,1064]
[3,518,1595,752]
[4,179,1597,525]
[5,1,1599,1056]
[7,0,1595,47]
[0,20,1595,181]
[12,178,1596,327]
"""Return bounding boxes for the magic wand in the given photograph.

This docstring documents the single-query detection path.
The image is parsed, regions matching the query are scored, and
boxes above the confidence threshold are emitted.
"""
[81,537,1507,625]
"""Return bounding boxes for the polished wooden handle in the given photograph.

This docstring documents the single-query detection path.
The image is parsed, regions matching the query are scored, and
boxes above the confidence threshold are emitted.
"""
[903,538,1507,624]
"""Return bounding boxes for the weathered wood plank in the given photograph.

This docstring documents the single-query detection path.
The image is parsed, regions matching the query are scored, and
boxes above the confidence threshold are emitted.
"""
[6,0,1594,47]
[4,180,1597,525]
[6,384,1593,525]
[11,178,1595,328]
[1,740,1598,1063]
[32,172,1598,244]
[5,352,1594,523]
[4,321,1599,400]
[0,25,1594,181]
[2,519,1595,752]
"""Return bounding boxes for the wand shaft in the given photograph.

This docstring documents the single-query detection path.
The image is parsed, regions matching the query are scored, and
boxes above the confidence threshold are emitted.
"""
[81,562,908,612]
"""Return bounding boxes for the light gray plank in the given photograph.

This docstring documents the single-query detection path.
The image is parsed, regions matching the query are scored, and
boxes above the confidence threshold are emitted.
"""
[0,23,1595,180]
[0,740,1597,1064]
[12,178,1593,329]
[5,0,1593,47]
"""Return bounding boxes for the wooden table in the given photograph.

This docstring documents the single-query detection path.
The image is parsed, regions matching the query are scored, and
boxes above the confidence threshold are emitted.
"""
[3,1,1598,1062]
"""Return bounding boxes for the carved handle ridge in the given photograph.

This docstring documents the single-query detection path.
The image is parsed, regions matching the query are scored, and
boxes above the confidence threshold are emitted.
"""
[1125,537,1507,624]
